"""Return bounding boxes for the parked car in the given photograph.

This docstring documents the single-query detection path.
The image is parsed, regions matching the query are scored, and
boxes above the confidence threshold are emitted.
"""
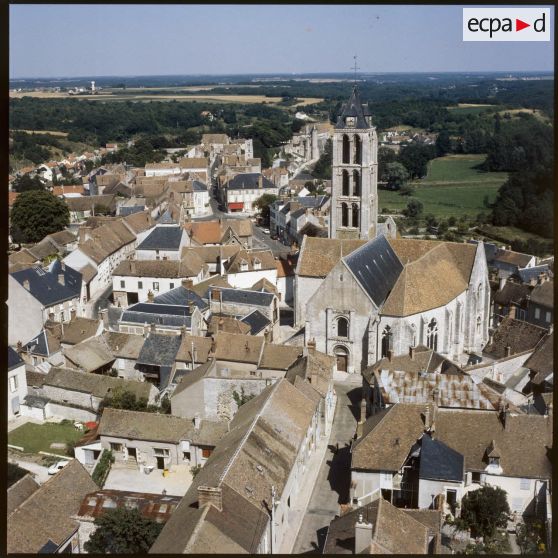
[47,460,70,475]
[262,228,270,234]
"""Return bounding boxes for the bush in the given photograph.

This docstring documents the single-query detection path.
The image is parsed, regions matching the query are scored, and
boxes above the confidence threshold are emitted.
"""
[92,450,115,487]
[190,464,202,478]
[460,485,510,539]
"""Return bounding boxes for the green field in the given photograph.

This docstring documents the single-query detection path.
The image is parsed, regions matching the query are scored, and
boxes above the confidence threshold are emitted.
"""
[446,103,497,116]
[8,422,83,455]
[379,154,508,219]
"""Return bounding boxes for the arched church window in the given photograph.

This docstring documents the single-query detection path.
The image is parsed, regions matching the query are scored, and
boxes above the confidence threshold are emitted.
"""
[342,170,350,196]
[426,319,438,351]
[337,317,349,338]
[352,203,359,228]
[341,203,349,227]
[352,170,360,196]
[476,316,481,335]
[342,135,350,164]
[353,135,362,164]
[381,326,392,358]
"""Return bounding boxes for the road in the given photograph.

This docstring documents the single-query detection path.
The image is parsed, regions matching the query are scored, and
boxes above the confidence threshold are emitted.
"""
[292,380,361,554]
[9,458,51,485]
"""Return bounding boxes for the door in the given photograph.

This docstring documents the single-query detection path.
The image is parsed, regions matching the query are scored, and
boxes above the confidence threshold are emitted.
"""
[334,346,349,372]
[11,396,20,416]
[128,447,137,461]
[84,449,95,466]
[156,456,165,470]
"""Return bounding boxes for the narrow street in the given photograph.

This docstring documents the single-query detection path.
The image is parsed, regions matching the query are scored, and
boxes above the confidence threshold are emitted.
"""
[292,379,362,554]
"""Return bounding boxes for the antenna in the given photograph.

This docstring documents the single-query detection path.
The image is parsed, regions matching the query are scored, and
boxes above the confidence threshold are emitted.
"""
[351,55,360,85]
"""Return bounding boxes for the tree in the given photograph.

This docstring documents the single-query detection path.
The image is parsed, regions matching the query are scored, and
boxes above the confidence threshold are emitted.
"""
[83,507,163,554]
[398,143,436,179]
[435,130,452,157]
[10,189,70,244]
[312,138,332,179]
[403,198,423,218]
[12,174,45,193]
[516,520,547,554]
[378,146,398,182]
[232,387,255,408]
[254,193,278,224]
[460,485,510,539]
[385,162,409,190]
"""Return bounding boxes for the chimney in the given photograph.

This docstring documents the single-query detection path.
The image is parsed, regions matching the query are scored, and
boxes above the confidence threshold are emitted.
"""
[16,340,23,353]
[258,175,263,189]
[197,486,222,512]
[409,345,415,360]
[79,225,93,244]
[387,349,393,362]
[308,337,317,354]
[147,290,154,302]
[193,414,201,430]
[359,397,367,424]
[130,260,136,274]
[355,515,374,554]
[150,322,156,332]
[508,305,516,320]
[538,272,547,285]
[498,276,507,291]
[22,279,30,291]
[210,335,216,355]
[505,345,512,358]
[70,309,77,321]
[98,309,108,330]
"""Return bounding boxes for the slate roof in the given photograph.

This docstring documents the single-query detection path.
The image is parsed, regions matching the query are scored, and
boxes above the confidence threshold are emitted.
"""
[297,194,329,209]
[8,346,24,370]
[137,225,184,251]
[44,367,153,401]
[153,286,208,310]
[119,205,145,217]
[335,86,371,130]
[208,287,274,307]
[98,408,227,446]
[11,261,82,307]
[297,236,367,277]
[7,460,97,554]
[483,317,548,359]
[192,180,207,192]
[121,302,192,329]
[323,497,429,555]
[137,333,182,368]
[156,209,177,225]
[22,328,60,358]
[517,265,551,284]
[240,310,271,335]
[150,379,319,554]
[343,235,403,307]
[419,434,464,482]
[226,173,276,190]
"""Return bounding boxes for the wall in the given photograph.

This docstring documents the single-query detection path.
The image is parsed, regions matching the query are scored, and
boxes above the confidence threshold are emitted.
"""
[45,402,99,422]
[466,352,532,384]
[42,384,101,411]
[482,474,548,515]
[418,478,464,510]
[226,268,278,290]
[8,362,28,421]
[8,275,44,345]
[294,275,322,327]
[351,470,382,506]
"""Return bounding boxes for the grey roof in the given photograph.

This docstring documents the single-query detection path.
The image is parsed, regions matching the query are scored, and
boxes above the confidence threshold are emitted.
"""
[335,86,371,129]
[154,286,208,311]
[136,333,183,390]
[8,347,24,370]
[137,225,183,251]
[23,331,49,357]
[157,209,177,225]
[121,303,192,329]
[119,205,145,217]
[343,235,403,307]
[226,173,275,190]
[11,261,82,307]
[290,207,306,220]
[517,265,551,284]
[241,310,271,335]
[297,195,329,208]
[207,287,274,307]
[192,180,207,192]
[419,435,464,482]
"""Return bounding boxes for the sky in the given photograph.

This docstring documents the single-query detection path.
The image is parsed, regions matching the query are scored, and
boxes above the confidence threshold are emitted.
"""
[9,4,555,78]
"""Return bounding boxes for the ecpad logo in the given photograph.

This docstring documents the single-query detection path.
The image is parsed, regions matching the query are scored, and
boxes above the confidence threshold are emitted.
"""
[463,8,551,41]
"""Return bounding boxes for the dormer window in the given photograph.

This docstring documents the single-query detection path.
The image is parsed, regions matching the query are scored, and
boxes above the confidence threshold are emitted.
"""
[488,456,500,467]
[253,258,261,270]
[240,260,248,272]
[345,116,356,127]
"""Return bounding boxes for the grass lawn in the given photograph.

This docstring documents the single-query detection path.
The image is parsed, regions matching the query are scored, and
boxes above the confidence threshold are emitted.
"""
[379,154,508,219]
[8,421,84,455]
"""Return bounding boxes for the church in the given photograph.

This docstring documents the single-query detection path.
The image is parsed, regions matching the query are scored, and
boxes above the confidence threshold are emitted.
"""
[295,87,491,374]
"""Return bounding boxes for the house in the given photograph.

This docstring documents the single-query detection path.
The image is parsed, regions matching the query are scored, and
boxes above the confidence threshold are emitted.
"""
[223,172,279,214]
[60,316,104,348]
[178,157,210,182]
[63,336,115,374]
[112,257,208,307]
[101,331,146,381]
[8,347,28,420]
[97,408,228,471]
[150,379,322,554]
[168,179,210,218]
[135,224,190,261]
[491,247,536,277]
[304,236,491,374]
[323,498,441,554]
[74,490,182,553]
[20,326,64,371]
[135,332,183,391]
[350,403,552,520]
[526,279,553,328]
[65,194,116,224]
[492,279,532,325]
[524,331,553,395]
[8,261,83,345]
[7,459,98,554]
[223,249,278,289]
[185,218,253,248]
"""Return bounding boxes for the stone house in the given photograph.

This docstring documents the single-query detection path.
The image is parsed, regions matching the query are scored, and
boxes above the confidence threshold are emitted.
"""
[223,249,278,289]
[526,279,553,328]
[135,224,190,261]
[98,408,227,471]
[8,347,28,420]
[223,172,279,214]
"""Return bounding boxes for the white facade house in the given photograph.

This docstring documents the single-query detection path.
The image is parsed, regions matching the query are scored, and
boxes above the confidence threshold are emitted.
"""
[8,347,28,420]
[224,173,279,214]
[135,225,190,261]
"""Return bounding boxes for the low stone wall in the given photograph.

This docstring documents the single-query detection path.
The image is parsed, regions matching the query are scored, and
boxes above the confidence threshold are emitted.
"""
[45,402,98,423]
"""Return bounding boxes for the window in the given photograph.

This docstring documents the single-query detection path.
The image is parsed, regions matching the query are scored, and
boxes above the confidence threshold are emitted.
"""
[476,316,481,334]
[169,283,174,290]
[110,443,123,452]
[520,478,530,491]
[9,376,18,393]
[342,135,350,163]
[342,170,350,196]
[202,448,212,458]
[488,456,500,467]
[381,326,392,358]
[183,451,191,461]
[138,281,143,289]
[353,135,362,164]
[337,317,349,338]
[352,170,360,196]
[352,203,359,228]
[120,280,125,289]
[153,282,159,291]
[545,311,551,323]
[426,319,438,351]
[341,203,349,227]
[535,308,541,319]
[153,448,170,457]
[472,472,481,483]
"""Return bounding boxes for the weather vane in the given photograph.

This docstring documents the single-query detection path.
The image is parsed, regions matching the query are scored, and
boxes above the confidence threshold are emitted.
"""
[351,55,360,85]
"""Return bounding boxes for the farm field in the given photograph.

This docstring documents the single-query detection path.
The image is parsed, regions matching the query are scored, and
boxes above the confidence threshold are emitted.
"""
[446,103,497,116]
[11,129,69,137]
[379,154,508,219]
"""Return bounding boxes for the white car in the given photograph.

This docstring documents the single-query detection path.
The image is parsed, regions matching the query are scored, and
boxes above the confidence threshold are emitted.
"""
[47,460,70,475]
[262,228,270,235]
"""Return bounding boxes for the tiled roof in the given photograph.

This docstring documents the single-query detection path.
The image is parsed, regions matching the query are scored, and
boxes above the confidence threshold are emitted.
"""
[285,350,335,398]
[493,281,532,307]
[23,329,61,357]
[224,249,276,273]
[259,343,302,370]
[201,133,229,145]
[7,460,97,553]
[483,316,548,359]
[60,317,100,346]
[122,210,155,234]
[207,314,251,336]
[102,331,145,360]
[63,336,115,372]
[493,248,534,268]
[10,261,82,307]
[524,332,553,380]
[137,225,184,251]
[179,157,209,169]
[297,237,367,277]
[530,280,553,307]
[214,332,264,364]
[8,474,40,516]
[98,408,227,446]
[78,220,136,264]
[175,335,213,364]
[189,275,232,298]
[65,194,115,212]
[113,257,206,279]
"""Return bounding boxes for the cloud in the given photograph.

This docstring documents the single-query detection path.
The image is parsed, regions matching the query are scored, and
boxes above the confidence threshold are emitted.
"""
[304,26,313,33]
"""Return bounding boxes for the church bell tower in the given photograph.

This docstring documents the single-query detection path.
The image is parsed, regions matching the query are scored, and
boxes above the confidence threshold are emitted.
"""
[329,86,378,240]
